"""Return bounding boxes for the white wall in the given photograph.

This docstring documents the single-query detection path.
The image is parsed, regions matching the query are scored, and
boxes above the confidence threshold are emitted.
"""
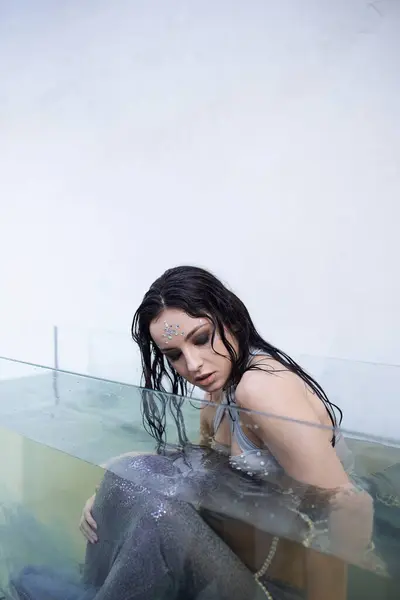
[0,1,399,435]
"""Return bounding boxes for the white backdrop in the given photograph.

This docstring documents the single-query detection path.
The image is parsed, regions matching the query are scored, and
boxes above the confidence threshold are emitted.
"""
[0,0,399,436]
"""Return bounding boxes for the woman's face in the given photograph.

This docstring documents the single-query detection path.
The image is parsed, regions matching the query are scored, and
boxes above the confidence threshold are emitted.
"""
[149,308,237,393]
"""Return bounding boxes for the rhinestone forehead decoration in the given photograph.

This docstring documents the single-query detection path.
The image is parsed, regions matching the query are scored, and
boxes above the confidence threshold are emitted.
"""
[162,321,185,344]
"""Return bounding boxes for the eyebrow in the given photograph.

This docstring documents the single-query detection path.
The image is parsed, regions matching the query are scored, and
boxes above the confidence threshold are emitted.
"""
[161,323,205,352]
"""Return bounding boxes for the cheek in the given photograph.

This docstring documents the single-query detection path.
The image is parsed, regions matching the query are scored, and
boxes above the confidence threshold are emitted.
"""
[210,336,231,359]
[168,357,188,376]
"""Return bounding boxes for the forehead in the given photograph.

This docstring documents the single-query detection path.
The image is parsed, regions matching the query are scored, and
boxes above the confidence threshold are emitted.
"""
[150,309,203,344]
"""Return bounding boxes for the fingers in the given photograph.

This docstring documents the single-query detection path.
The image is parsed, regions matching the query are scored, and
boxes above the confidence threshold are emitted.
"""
[85,508,98,531]
[79,517,98,544]
[79,494,98,543]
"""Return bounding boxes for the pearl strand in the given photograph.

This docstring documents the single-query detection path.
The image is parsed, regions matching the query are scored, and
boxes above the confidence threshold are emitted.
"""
[254,536,279,599]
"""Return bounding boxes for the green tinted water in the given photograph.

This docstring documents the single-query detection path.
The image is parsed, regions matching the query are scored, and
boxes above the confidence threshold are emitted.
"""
[0,362,399,599]
[0,426,398,599]
[0,427,103,588]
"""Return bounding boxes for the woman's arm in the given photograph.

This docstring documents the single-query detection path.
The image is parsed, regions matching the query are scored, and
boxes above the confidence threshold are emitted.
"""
[236,367,373,599]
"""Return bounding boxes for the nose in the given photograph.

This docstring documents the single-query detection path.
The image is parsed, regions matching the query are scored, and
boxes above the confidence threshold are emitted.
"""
[185,347,203,375]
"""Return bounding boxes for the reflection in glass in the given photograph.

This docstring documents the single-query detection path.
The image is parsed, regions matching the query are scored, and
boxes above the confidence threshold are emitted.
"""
[0,358,399,599]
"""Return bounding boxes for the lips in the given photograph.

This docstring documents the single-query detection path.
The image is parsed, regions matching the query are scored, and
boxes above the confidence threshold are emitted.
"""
[195,372,215,385]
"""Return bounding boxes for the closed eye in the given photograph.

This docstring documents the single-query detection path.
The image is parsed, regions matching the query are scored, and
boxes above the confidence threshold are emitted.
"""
[194,333,210,346]
[166,350,182,362]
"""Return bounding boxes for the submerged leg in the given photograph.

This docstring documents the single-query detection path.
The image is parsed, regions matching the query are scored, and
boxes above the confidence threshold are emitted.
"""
[10,452,305,599]
[85,453,267,599]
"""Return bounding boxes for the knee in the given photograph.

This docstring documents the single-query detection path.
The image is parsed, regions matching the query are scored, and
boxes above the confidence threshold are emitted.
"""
[109,453,176,478]
[101,454,179,498]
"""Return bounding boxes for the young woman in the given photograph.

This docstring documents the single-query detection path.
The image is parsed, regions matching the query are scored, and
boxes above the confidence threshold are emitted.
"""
[78,265,374,600]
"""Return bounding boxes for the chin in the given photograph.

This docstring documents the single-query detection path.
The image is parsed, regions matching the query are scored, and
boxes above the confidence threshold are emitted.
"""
[206,384,219,393]
[207,379,224,394]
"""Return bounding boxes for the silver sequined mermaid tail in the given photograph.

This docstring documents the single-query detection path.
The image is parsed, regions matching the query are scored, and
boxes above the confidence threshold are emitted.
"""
[7,447,400,599]
[11,451,292,600]
[84,453,269,599]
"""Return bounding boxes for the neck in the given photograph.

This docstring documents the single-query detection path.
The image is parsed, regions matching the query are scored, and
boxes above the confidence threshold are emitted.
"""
[210,390,224,404]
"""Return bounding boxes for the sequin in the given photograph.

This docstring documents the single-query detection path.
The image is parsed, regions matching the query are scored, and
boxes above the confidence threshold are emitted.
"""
[162,321,182,340]
[11,450,292,600]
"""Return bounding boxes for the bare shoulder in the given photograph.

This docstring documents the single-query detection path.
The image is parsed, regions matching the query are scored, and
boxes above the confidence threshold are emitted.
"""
[238,356,305,398]
[235,357,320,423]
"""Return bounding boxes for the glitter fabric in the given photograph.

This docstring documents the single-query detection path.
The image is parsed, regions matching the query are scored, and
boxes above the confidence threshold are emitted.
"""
[8,447,400,599]
[10,449,308,600]
[83,452,274,599]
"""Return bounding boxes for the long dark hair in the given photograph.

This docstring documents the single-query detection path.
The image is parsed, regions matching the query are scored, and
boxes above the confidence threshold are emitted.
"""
[132,266,342,451]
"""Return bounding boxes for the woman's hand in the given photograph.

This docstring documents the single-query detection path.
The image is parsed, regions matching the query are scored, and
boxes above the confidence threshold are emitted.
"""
[79,494,98,544]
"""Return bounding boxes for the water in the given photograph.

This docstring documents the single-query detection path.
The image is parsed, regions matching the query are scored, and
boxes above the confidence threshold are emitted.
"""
[0,359,399,599]
[0,427,103,590]
[0,429,398,599]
